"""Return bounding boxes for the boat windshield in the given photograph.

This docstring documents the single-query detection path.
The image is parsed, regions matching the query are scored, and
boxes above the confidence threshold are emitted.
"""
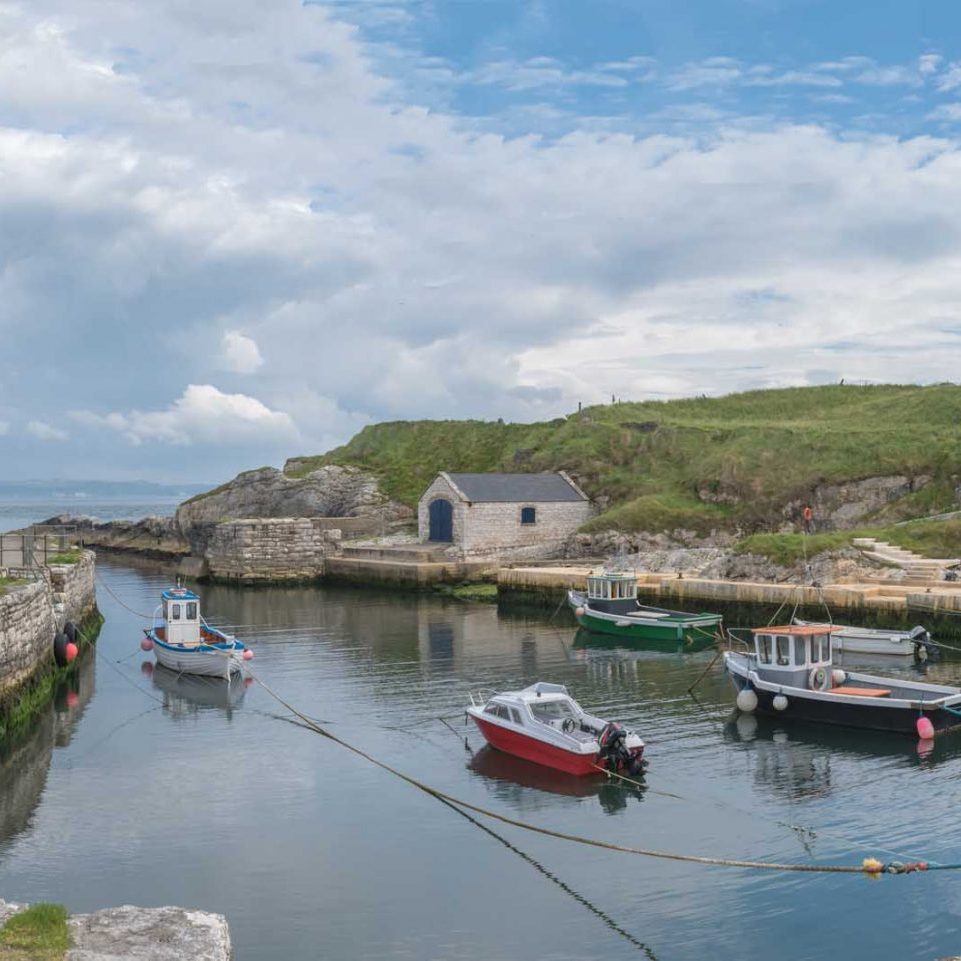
[530,699,576,722]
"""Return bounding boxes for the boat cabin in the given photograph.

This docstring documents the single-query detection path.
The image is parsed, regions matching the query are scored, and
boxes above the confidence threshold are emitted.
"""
[750,625,839,688]
[160,587,202,646]
[585,571,639,614]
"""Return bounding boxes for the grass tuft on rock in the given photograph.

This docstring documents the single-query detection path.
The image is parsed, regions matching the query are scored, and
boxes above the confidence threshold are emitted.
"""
[46,552,81,565]
[0,903,70,960]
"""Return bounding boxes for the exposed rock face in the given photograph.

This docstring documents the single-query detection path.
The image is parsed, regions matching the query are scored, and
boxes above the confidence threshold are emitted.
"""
[568,528,736,558]
[175,466,412,553]
[783,475,930,530]
[41,515,189,558]
[67,905,231,961]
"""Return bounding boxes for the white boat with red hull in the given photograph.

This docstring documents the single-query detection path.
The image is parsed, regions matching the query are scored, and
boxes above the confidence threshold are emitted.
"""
[466,682,645,776]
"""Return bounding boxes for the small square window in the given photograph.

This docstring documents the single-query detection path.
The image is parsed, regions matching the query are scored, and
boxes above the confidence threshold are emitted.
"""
[521,507,536,524]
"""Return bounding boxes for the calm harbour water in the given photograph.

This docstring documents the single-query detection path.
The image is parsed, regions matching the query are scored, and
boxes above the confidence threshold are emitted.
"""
[5,557,961,960]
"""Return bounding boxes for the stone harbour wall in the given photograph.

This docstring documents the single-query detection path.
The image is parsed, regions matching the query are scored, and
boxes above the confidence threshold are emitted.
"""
[0,550,98,702]
[49,551,97,625]
[0,579,56,700]
[205,517,341,581]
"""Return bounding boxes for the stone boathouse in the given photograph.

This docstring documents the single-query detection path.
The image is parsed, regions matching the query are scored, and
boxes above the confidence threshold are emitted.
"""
[417,472,592,559]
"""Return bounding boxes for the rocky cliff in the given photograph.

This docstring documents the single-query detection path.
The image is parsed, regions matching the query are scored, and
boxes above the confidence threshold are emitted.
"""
[175,464,412,552]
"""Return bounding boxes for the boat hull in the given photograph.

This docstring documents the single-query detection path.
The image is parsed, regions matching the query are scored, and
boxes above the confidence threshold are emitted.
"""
[726,660,961,736]
[795,620,922,657]
[151,637,243,678]
[568,592,721,648]
[470,715,641,777]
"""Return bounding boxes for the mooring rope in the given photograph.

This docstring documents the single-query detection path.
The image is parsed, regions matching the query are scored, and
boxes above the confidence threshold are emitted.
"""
[96,575,153,619]
[247,669,942,876]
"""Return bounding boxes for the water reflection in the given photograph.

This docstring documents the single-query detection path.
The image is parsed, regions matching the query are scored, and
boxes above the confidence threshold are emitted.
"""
[150,665,248,718]
[0,652,95,853]
[723,711,961,803]
[469,745,646,814]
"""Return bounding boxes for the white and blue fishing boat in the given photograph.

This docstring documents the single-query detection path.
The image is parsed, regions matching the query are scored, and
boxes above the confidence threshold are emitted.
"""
[143,587,251,678]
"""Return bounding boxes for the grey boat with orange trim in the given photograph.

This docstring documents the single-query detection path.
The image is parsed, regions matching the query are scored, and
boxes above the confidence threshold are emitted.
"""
[724,624,961,736]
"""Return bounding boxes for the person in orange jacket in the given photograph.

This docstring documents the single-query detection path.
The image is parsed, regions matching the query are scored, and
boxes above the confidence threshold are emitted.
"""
[802,504,814,534]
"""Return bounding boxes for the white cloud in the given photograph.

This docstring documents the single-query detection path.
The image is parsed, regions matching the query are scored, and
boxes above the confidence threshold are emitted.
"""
[936,62,961,91]
[919,54,943,76]
[927,104,961,122]
[27,420,68,441]
[3,3,961,480]
[461,57,634,92]
[72,385,297,446]
[220,330,264,374]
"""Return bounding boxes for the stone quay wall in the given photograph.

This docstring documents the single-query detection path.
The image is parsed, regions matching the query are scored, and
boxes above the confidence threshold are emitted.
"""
[0,550,98,701]
[0,580,56,700]
[205,518,342,581]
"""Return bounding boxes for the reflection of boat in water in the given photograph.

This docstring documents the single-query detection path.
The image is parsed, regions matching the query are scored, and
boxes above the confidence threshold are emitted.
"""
[151,664,247,716]
[469,746,644,813]
[725,709,961,767]
[571,627,704,658]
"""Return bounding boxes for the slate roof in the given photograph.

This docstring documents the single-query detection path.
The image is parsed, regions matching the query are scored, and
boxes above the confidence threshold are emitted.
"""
[443,472,587,503]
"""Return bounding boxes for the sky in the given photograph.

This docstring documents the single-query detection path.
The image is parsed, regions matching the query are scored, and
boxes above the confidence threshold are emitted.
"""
[3,0,961,483]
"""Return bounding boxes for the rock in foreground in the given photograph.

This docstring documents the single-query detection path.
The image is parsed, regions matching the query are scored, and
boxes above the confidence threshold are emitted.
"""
[67,905,231,960]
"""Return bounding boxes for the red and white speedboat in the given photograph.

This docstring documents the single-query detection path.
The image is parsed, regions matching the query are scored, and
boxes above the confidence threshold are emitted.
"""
[467,682,645,777]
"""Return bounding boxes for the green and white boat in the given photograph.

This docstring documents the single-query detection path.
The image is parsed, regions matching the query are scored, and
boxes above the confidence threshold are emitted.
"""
[568,570,722,648]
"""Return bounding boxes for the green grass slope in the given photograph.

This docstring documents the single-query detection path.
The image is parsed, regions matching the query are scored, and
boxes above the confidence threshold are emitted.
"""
[284,384,961,534]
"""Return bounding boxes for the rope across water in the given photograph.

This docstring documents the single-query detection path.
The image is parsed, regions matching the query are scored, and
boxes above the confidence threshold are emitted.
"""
[248,670,944,877]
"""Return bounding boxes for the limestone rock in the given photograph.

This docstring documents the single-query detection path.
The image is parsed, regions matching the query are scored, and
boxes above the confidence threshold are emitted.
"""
[67,905,231,961]
[175,465,412,553]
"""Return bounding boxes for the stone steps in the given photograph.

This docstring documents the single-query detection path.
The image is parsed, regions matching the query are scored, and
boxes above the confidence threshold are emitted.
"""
[854,537,959,583]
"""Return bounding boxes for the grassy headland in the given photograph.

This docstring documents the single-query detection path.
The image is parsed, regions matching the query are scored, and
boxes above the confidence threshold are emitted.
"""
[284,384,961,535]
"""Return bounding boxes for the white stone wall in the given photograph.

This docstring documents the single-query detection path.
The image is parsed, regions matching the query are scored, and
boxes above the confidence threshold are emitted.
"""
[460,500,593,558]
[0,579,56,698]
[48,550,97,625]
[205,518,338,581]
[417,476,466,544]
[0,551,98,700]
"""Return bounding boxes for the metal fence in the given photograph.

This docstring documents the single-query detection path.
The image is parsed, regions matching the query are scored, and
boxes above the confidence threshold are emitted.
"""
[0,525,82,570]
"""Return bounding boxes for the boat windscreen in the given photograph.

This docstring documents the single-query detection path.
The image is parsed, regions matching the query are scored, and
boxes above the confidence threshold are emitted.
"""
[530,699,576,722]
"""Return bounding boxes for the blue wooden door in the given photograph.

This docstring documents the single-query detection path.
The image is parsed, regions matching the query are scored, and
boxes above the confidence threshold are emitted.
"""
[429,499,453,542]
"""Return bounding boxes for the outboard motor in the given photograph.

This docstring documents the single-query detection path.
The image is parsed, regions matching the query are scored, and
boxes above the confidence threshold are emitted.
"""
[910,625,938,659]
[598,721,643,775]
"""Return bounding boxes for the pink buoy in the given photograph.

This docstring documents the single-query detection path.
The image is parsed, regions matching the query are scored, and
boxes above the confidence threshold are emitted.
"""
[242,649,254,661]
[917,716,935,740]
[141,661,154,676]
[66,691,79,708]
[141,637,154,652]
[65,642,78,663]
[575,607,586,618]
